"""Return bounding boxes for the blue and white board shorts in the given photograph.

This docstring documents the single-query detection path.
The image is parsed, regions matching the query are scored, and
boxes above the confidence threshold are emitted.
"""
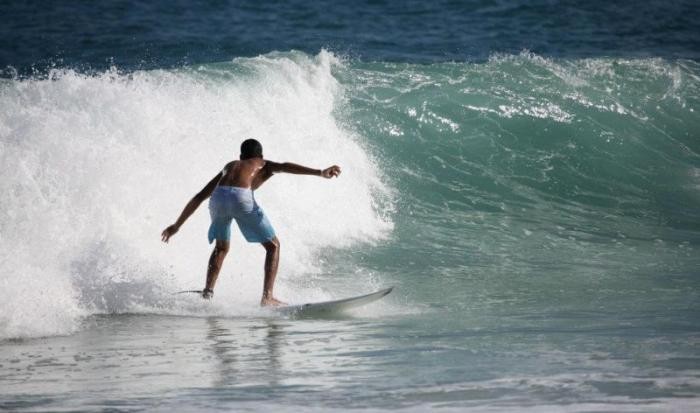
[208,186,276,244]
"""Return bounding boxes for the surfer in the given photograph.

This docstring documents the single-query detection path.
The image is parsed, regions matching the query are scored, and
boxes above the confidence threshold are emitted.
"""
[161,139,341,306]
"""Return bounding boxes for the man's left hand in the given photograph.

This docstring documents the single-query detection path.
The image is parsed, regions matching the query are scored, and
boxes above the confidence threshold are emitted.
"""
[321,165,341,179]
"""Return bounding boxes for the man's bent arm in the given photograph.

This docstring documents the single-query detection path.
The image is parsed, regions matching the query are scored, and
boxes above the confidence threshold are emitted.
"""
[161,173,220,242]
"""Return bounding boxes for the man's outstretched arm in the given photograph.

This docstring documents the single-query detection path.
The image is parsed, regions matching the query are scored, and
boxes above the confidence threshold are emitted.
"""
[161,172,221,243]
[266,161,342,178]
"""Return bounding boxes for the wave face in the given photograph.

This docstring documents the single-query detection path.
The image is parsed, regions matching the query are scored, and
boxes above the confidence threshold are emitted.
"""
[342,53,700,317]
[1,51,699,340]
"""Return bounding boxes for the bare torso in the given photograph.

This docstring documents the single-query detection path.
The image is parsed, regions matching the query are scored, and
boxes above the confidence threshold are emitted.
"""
[217,159,273,190]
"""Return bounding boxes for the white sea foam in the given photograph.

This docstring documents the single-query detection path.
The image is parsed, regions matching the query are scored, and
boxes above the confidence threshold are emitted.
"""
[0,51,393,339]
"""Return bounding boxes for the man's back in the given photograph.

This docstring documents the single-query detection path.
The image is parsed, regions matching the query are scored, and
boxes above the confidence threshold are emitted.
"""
[218,159,270,189]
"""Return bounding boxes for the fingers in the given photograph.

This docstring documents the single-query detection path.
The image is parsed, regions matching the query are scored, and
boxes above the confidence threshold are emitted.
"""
[161,227,174,243]
[326,165,341,178]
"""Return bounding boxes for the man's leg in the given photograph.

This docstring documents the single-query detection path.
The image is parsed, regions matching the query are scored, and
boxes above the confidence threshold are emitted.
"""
[204,240,230,298]
[261,236,284,306]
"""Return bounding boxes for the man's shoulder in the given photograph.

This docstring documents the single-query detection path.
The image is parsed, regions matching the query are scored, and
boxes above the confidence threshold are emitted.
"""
[223,160,236,171]
[262,159,281,169]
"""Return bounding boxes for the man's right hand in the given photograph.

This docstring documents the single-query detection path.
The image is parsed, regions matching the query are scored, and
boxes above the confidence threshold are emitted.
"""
[161,224,179,243]
[321,165,342,179]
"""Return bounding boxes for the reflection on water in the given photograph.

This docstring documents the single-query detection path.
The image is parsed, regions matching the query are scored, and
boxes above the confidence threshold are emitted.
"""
[201,315,383,396]
[205,318,238,387]
[205,318,286,388]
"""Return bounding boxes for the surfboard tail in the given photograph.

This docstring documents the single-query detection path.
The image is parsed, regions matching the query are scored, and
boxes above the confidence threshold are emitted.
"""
[173,290,203,295]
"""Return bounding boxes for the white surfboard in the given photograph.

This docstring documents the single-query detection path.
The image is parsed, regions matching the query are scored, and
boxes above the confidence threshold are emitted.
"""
[276,287,393,316]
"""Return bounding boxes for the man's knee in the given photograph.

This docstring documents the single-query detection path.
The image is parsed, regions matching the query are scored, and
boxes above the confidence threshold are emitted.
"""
[215,241,230,255]
[263,237,280,252]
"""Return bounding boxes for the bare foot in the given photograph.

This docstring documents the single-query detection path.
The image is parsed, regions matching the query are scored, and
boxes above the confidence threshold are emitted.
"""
[260,296,286,307]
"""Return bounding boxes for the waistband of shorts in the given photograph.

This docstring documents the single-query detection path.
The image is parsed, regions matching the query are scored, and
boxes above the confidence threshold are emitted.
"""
[214,185,253,193]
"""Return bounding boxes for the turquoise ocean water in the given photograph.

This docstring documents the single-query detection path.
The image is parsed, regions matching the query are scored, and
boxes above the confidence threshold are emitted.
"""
[1,1,699,411]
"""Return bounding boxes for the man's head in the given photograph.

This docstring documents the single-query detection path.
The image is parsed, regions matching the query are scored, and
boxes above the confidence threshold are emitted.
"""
[240,138,263,159]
